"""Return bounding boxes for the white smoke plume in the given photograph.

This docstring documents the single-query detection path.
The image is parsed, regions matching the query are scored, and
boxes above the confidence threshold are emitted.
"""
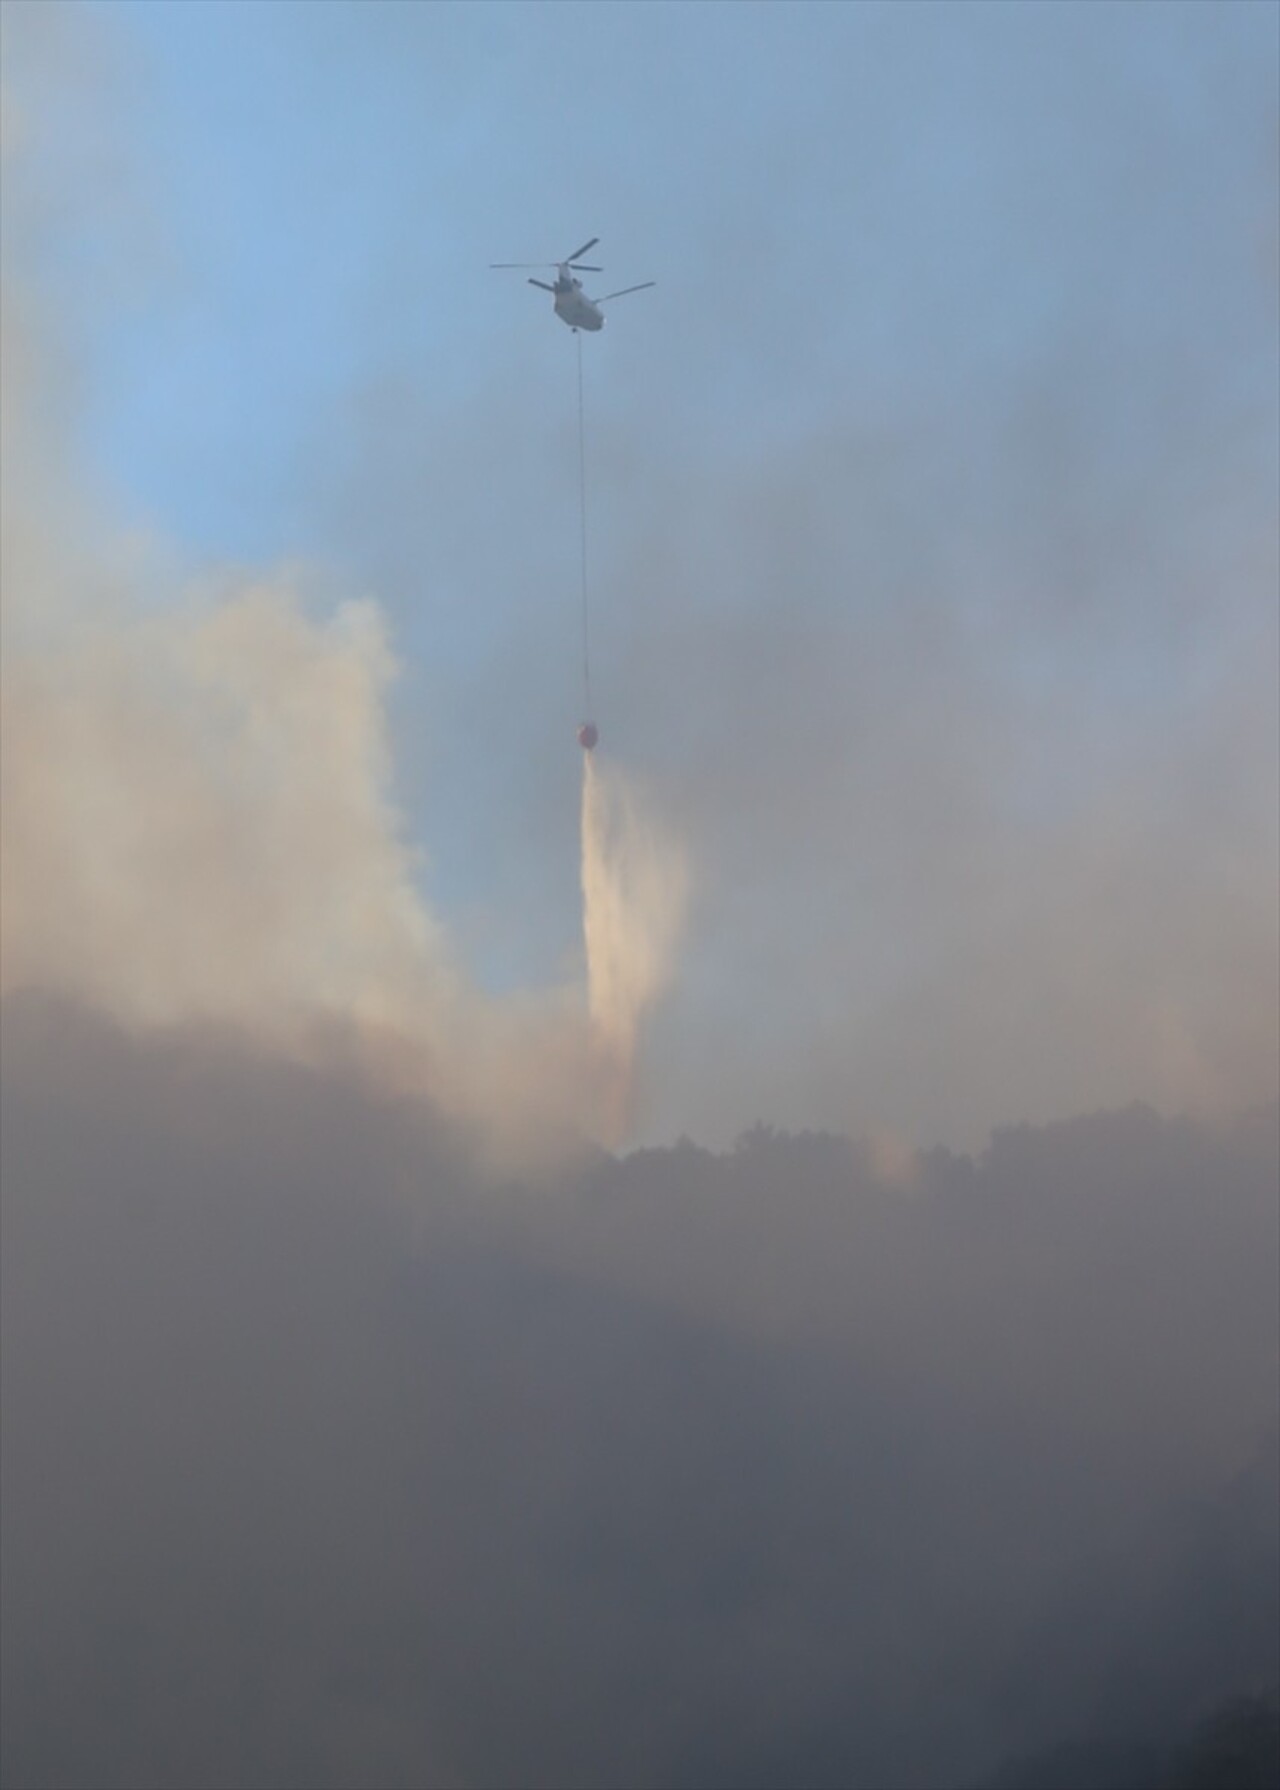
[0,530,697,1157]
[580,751,688,1137]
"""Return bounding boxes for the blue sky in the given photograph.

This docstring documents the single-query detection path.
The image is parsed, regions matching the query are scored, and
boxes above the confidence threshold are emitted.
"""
[5,0,1277,1147]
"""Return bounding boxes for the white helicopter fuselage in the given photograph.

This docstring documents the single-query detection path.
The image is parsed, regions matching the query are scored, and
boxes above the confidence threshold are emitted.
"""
[490,239,651,331]
[493,240,653,330]
[553,276,605,332]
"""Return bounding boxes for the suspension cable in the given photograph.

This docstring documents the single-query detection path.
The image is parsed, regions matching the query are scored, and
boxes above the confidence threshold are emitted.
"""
[576,329,592,719]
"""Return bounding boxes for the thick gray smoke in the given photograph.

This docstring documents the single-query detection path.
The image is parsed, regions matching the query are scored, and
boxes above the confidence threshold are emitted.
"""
[2,996,1276,1790]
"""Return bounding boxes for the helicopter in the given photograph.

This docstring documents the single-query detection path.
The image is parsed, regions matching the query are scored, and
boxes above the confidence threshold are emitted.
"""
[490,238,655,332]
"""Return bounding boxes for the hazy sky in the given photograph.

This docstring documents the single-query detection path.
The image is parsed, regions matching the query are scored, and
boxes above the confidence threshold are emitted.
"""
[2,0,1277,1149]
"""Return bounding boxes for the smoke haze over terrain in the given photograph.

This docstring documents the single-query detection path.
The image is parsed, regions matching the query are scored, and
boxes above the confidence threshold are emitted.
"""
[2,997,1277,1790]
[2,4,1278,1787]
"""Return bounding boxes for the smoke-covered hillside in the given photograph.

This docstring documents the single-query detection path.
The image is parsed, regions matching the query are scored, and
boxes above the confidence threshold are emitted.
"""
[3,993,1275,1790]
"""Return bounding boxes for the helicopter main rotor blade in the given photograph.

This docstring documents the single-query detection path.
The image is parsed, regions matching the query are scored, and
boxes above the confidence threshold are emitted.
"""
[527,278,556,292]
[599,281,656,302]
[568,263,602,273]
[490,261,558,268]
[565,237,599,264]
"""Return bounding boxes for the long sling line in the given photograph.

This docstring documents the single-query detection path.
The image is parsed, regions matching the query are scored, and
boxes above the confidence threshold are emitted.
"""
[577,329,592,720]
